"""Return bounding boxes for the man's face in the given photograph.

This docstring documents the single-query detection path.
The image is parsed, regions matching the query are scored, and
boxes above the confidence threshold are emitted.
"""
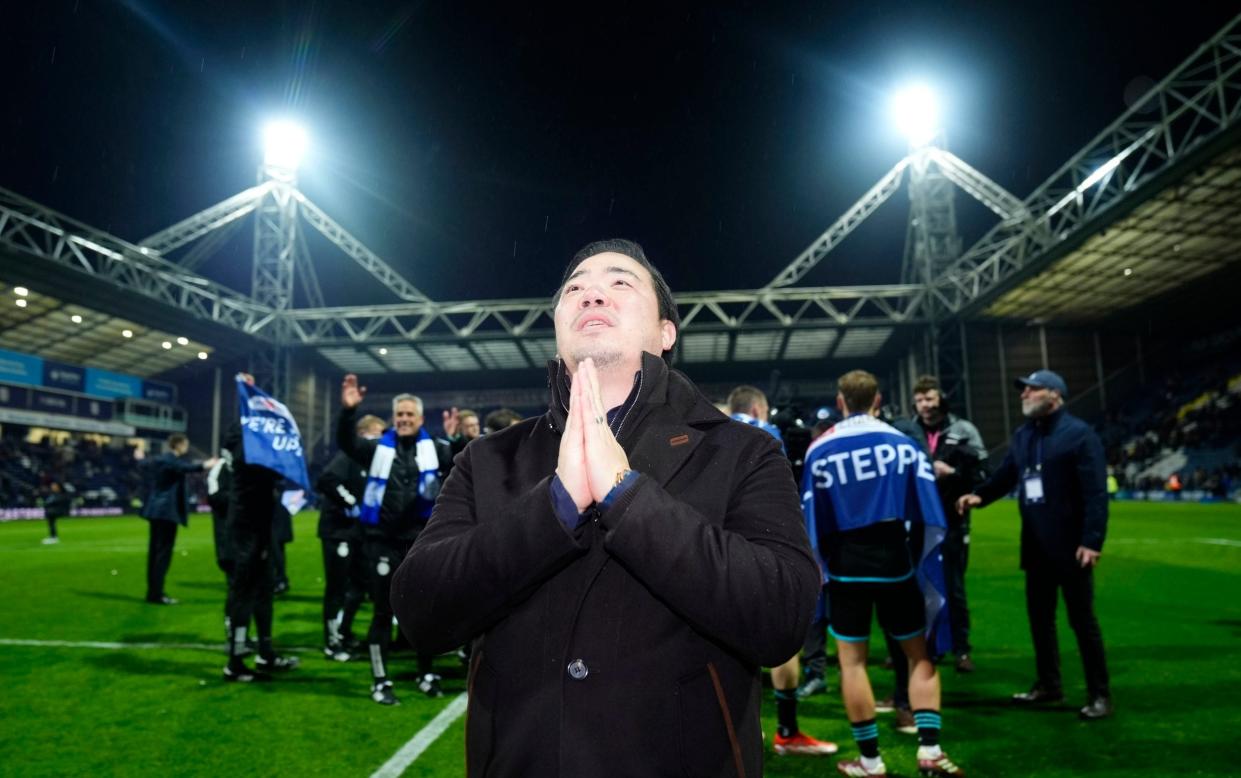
[172,442,189,456]
[914,390,943,425]
[393,400,423,437]
[461,416,480,440]
[361,423,385,441]
[553,252,676,372]
[1020,385,1060,418]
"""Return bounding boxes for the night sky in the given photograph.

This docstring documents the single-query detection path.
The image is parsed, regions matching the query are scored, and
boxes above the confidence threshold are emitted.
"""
[2,2,1235,307]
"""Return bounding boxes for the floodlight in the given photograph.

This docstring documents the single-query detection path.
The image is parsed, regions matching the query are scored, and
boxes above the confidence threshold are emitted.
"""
[263,120,309,171]
[15,299,27,308]
[176,336,189,346]
[197,351,208,360]
[13,286,28,296]
[71,314,83,323]
[378,347,389,355]
[161,341,172,350]
[891,84,939,147]
[122,329,133,338]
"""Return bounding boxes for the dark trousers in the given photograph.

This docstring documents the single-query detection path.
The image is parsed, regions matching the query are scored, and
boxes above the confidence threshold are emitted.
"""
[364,534,432,681]
[943,521,971,653]
[227,521,274,654]
[145,520,178,600]
[271,537,289,588]
[1025,564,1110,699]
[46,515,58,538]
[802,585,830,679]
[321,538,366,642]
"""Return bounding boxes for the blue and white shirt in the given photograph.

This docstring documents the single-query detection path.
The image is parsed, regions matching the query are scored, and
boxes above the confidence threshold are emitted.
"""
[802,413,952,651]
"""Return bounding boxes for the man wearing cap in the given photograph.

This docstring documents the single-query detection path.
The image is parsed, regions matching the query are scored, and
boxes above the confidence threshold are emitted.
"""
[957,369,1111,720]
[392,238,820,776]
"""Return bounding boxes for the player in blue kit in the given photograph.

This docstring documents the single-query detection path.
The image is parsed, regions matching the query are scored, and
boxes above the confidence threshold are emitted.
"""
[803,370,963,777]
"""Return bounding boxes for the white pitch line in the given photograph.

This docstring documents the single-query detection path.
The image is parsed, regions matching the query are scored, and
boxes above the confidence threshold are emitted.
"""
[0,638,314,653]
[1195,537,1241,547]
[370,693,469,778]
[1106,537,1241,547]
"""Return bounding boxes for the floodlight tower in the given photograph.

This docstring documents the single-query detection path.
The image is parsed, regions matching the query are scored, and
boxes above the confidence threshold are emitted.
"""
[892,85,967,408]
[250,121,308,399]
[893,85,963,286]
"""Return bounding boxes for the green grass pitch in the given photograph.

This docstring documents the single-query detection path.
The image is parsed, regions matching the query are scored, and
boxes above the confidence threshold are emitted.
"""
[1,500,1238,776]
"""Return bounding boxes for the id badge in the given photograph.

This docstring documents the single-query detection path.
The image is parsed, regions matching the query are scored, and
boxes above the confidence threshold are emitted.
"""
[1023,474,1045,503]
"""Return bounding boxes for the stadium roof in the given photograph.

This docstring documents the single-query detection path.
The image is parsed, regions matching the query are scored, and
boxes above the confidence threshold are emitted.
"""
[0,281,214,377]
[983,141,1241,323]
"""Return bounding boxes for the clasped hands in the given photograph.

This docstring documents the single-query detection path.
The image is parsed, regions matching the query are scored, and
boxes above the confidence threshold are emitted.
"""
[557,358,631,514]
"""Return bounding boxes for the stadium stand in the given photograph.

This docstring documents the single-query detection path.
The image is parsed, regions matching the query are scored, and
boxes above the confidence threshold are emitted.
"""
[0,431,213,514]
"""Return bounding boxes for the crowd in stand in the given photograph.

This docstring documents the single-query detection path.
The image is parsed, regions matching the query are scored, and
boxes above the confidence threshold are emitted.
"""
[1098,361,1241,497]
[0,434,147,510]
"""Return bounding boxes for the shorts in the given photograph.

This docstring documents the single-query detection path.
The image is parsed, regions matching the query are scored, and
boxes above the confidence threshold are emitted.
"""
[827,574,925,643]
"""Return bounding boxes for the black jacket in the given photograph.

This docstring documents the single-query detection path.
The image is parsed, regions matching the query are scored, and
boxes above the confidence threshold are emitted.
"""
[336,409,453,541]
[392,353,820,778]
[223,422,281,532]
[974,407,1108,571]
[907,413,988,527]
[139,453,201,526]
[315,450,366,541]
[43,490,72,520]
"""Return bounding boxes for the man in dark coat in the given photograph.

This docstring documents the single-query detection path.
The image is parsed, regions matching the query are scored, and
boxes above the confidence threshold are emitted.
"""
[41,480,72,545]
[392,239,821,777]
[336,386,454,704]
[314,413,385,660]
[910,375,988,672]
[139,434,216,604]
[959,369,1111,720]
[222,416,299,682]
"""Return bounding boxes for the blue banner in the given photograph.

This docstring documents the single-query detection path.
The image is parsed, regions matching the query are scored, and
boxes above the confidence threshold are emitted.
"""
[142,380,176,403]
[0,349,43,387]
[84,368,143,399]
[43,361,86,392]
[236,376,309,489]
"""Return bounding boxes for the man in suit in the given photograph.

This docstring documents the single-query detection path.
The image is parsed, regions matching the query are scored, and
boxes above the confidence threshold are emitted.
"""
[392,239,820,776]
[958,369,1111,720]
[139,434,217,604]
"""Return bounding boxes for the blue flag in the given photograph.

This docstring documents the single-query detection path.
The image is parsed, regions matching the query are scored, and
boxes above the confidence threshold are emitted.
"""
[236,376,310,490]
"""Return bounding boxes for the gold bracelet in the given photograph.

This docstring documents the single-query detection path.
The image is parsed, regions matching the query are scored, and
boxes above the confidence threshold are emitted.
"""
[614,469,632,488]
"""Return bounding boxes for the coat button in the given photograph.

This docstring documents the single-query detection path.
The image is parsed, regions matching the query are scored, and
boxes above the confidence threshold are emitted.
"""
[567,659,589,680]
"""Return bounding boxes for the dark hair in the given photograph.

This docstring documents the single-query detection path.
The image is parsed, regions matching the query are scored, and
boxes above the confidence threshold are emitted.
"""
[555,239,681,338]
[167,433,188,450]
[912,375,940,396]
[912,374,950,412]
[483,408,523,434]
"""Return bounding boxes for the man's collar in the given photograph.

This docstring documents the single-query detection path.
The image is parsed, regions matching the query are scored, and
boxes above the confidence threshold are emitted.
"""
[546,351,668,433]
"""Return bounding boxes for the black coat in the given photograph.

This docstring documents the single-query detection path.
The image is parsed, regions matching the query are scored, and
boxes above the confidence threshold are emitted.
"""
[974,407,1108,571]
[335,409,453,541]
[392,353,820,778]
[223,422,281,533]
[139,453,201,526]
[315,450,366,541]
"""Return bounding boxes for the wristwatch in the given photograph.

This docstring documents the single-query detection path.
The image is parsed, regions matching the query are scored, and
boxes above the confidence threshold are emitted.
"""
[614,469,632,488]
